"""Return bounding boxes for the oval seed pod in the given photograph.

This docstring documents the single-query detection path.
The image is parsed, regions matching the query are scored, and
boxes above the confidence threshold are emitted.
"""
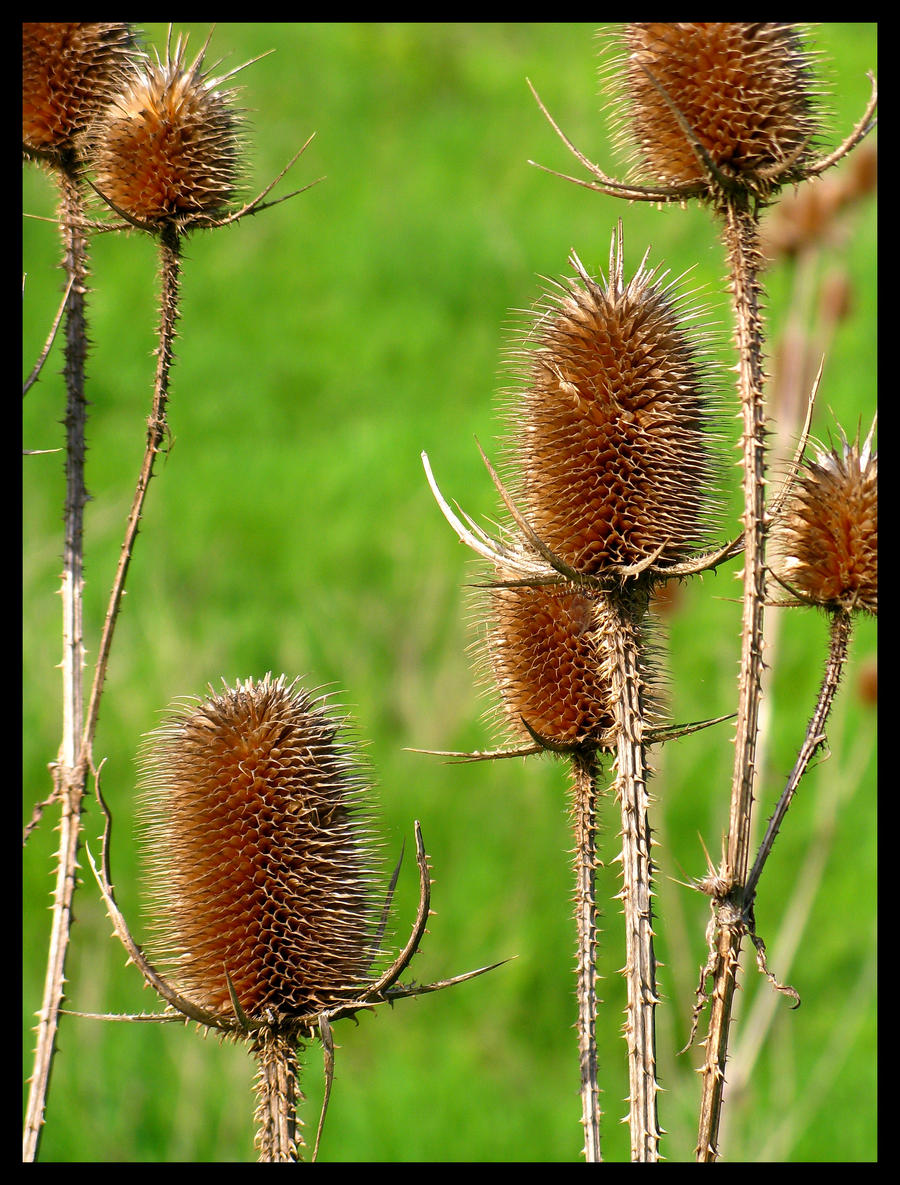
[507,240,724,576]
[606,22,822,199]
[90,31,244,225]
[771,421,877,615]
[138,675,382,1021]
[22,22,136,161]
[484,579,614,748]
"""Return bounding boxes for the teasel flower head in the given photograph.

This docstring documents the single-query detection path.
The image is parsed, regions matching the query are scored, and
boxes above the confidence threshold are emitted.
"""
[483,579,614,749]
[22,22,137,166]
[138,674,383,1023]
[89,29,245,228]
[481,576,665,751]
[506,233,724,577]
[770,419,877,616]
[607,22,822,203]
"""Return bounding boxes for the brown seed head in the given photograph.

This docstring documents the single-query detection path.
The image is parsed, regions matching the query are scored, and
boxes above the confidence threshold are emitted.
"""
[485,580,614,748]
[22,22,136,162]
[138,675,382,1022]
[771,421,877,615]
[508,240,723,575]
[90,31,244,225]
[608,22,821,199]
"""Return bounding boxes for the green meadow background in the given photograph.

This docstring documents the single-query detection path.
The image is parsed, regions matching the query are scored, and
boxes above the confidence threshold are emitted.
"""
[23,23,876,1162]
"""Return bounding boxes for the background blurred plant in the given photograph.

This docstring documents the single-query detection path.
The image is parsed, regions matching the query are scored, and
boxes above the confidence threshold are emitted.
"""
[23,23,876,1161]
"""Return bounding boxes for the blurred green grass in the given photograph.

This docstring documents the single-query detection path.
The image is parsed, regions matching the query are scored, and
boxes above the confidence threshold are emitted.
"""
[23,23,876,1162]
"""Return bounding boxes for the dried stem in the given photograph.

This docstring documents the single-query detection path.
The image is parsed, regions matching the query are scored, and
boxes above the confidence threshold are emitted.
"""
[744,609,853,908]
[695,194,767,1164]
[570,747,603,1161]
[252,1029,304,1162]
[601,589,661,1161]
[23,166,89,1164]
[82,222,181,758]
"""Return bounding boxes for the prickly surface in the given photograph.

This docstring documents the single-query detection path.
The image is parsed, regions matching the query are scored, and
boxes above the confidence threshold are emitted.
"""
[138,675,381,1022]
[486,580,614,747]
[90,33,242,223]
[508,251,721,575]
[610,22,820,197]
[22,22,136,158]
[772,425,878,615]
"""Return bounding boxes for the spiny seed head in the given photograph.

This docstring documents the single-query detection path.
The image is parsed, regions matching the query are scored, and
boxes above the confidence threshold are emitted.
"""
[605,22,822,200]
[22,22,137,162]
[485,579,615,748]
[90,31,244,226]
[138,675,383,1022]
[771,421,877,615]
[506,240,724,575]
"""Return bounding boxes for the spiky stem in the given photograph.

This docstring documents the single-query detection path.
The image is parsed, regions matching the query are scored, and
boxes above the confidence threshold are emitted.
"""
[252,1029,304,1162]
[601,588,660,1161]
[23,166,89,1164]
[696,194,767,1163]
[745,609,853,907]
[571,747,603,1161]
[82,222,180,755]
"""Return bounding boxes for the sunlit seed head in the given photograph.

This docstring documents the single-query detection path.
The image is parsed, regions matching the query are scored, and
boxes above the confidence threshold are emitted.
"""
[604,22,822,199]
[138,675,383,1022]
[484,580,615,748]
[771,420,877,615]
[90,31,245,225]
[505,241,724,576]
[22,22,136,162]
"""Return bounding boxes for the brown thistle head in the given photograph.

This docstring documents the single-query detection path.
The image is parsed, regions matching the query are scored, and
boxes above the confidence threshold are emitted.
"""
[770,420,877,615]
[483,579,614,749]
[22,22,137,166]
[138,675,383,1023]
[607,22,822,202]
[507,232,724,577]
[89,29,245,227]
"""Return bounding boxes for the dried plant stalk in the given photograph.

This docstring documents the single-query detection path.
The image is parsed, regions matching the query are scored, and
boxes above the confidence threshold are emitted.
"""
[22,23,135,1162]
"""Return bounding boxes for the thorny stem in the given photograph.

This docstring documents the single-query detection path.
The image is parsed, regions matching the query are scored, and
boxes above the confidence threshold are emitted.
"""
[252,1029,303,1163]
[744,609,853,908]
[82,223,181,759]
[23,167,89,1164]
[695,195,767,1163]
[601,589,661,1162]
[570,748,603,1162]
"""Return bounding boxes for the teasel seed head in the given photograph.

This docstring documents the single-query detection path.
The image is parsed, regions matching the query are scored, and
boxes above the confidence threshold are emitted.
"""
[22,22,137,165]
[771,420,877,615]
[89,30,245,227]
[138,675,383,1023]
[607,22,822,202]
[484,579,615,748]
[507,235,724,576]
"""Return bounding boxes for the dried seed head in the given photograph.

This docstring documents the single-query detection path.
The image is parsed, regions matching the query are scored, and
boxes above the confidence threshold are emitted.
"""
[607,22,821,200]
[508,237,723,575]
[90,31,244,226]
[485,580,615,748]
[22,22,136,162]
[771,421,877,615]
[138,675,383,1022]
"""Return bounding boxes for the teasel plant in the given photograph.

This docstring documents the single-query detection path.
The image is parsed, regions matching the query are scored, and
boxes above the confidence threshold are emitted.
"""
[525,22,876,1160]
[23,24,320,1161]
[22,22,140,1161]
[67,675,497,1161]
[422,224,736,1160]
